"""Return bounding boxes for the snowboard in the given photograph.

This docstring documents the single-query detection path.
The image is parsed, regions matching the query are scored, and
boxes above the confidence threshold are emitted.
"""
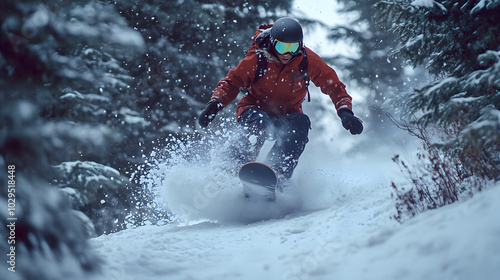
[238,162,278,201]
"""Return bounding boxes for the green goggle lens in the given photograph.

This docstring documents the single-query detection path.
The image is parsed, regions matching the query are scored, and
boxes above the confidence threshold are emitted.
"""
[274,40,300,55]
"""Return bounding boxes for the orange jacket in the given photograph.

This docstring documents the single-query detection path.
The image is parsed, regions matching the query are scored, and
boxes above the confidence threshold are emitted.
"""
[211,24,352,119]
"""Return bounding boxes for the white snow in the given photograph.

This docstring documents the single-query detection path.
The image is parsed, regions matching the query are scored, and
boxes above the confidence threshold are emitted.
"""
[24,7,50,31]
[119,107,150,126]
[411,0,435,7]
[410,0,448,12]
[405,34,424,49]
[469,0,498,14]
[60,91,111,104]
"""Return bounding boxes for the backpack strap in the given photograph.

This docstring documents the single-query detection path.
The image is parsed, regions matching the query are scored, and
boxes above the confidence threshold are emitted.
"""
[290,49,311,102]
[298,49,311,102]
[254,28,272,49]
[251,51,268,86]
[246,28,271,90]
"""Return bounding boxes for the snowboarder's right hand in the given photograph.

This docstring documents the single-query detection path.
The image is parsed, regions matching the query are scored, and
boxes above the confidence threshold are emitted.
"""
[198,99,223,128]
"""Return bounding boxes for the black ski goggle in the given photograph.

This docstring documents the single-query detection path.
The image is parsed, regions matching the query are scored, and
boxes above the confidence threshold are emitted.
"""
[274,40,301,55]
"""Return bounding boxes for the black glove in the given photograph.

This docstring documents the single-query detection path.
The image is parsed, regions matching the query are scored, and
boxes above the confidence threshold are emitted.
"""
[339,109,363,135]
[198,99,223,128]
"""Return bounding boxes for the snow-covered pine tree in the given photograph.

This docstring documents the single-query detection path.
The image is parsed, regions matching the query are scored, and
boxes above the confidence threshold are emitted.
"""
[0,0,146,278]
[377,0,499,220]
[328,0,409,133]
[377,0,499,179]
[2,0,170,236]
[0,161,101,280]
[53,161,129,235]
[0,102,106,279]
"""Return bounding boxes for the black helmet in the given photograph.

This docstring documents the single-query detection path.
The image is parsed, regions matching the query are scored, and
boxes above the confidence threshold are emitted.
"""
[271,17,303,43]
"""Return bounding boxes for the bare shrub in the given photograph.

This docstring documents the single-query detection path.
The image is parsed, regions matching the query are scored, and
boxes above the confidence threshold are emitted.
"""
[389,117,494,223]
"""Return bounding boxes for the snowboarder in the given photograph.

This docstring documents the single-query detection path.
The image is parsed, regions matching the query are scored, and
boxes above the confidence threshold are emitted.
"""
[198,17,363,183]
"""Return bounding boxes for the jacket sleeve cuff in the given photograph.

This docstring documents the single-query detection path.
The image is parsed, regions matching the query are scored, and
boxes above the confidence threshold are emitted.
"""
[209,98,224,109]
[337,107,353,118]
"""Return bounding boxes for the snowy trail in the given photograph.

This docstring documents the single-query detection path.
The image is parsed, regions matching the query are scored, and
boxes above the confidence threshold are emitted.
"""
[91,142,401,280]
[91,169,500,280]
[91,194,392,280]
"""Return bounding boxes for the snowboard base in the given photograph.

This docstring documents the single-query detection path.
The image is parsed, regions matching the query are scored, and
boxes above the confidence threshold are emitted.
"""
[238,162,278,201]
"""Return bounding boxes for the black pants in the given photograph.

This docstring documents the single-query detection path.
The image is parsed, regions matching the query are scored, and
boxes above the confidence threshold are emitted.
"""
[235,108,310,180]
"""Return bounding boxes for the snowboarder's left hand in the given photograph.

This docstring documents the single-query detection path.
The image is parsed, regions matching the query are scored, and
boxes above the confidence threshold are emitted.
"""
[339,109,363,135]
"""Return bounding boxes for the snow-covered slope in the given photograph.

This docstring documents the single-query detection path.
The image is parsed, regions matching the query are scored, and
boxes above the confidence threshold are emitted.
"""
[90,130,500,280]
